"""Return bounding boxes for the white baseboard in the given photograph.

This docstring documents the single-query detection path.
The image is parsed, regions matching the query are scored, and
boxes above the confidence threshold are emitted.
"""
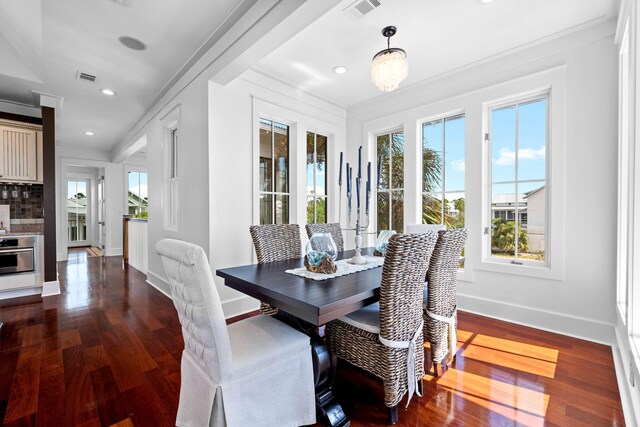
[222,295,260,319]
[458,293,616,345]
[106,247,123,257]
[0,287,41,300]
[41,280,60,297]
[613,325,639,427]
[146,269,171,299]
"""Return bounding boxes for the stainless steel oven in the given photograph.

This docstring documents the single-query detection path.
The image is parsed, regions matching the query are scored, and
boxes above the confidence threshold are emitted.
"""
[0,236,34,275]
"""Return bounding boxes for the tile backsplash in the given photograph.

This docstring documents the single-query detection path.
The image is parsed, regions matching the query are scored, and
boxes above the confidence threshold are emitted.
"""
[0,184,43,219]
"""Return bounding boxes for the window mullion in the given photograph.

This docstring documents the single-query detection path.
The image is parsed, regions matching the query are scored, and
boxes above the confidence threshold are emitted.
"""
[271,122,276,224]
[514,103,520,259]
[441,119,446,225]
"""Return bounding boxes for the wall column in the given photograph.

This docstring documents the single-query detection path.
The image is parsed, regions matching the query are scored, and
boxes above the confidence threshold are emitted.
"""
[42,106,57,283]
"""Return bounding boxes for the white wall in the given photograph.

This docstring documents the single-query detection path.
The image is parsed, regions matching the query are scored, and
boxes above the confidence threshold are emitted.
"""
[346,20,618,344]
[137,65,347,315]
[55,147,145,260]
[208,70,347,316]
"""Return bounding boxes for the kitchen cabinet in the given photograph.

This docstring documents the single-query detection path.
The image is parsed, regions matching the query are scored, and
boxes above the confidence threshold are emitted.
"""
[0,121,43,183]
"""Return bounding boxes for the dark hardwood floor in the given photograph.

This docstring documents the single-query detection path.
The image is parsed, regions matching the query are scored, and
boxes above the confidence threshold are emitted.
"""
[0,250,625,426]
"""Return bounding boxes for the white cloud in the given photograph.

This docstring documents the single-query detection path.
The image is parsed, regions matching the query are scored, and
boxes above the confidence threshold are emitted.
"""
[451,159,465,172]
[494,146,545,166]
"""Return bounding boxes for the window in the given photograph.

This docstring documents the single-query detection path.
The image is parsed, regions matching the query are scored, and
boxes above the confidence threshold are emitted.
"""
[377,131,404,232]
[128,171,148,217]
[422,114,465,229]
[488,95,548,264]
[164,125,179,232]
[259,118,289,224]
[67,179,88,244]
[306,131,327,224]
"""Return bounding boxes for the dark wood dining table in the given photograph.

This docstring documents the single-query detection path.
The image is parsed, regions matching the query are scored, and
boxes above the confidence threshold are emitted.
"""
[216,248,382,427]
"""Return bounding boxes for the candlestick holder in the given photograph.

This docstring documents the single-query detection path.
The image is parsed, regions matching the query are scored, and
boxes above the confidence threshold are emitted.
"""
[339,150,373,265]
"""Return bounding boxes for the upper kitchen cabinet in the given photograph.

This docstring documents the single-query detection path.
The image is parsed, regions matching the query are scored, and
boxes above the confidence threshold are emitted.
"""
[0,120,43,183]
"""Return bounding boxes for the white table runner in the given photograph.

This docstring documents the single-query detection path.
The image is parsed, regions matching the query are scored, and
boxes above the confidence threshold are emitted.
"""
[286,255,384,281]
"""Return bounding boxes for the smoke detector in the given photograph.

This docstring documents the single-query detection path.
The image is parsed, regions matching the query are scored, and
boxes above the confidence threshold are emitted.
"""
[344,0,381,19]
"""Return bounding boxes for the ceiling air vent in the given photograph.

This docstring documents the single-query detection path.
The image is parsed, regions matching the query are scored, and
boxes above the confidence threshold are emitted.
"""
[345,0,381,19]
[77,71,97,83]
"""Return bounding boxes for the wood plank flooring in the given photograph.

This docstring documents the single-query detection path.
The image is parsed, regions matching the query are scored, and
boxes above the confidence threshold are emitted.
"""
[0,250,626,426]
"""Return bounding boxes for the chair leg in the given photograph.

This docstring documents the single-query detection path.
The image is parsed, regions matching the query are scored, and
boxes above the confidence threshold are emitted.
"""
[388,405,398,425]
[432,361,440,377]
[417,378,423,395]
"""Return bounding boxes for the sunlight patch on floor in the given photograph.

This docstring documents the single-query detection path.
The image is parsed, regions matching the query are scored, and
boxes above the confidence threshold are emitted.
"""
[436,368,550,426]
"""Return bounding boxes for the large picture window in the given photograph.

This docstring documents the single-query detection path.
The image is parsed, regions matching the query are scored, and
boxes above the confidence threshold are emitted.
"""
[377,131,404,232]
[259,118,290,225]
[306,131,327,224]
[488,95,548,264]
[422,114,465,229]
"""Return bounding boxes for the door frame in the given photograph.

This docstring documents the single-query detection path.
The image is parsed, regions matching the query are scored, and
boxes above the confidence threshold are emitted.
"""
[66,176,92,248]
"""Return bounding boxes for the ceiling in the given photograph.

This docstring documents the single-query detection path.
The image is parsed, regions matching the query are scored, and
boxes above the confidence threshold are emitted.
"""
[0,0,620,153]
[254,0,619,108]
[0,0,246,152]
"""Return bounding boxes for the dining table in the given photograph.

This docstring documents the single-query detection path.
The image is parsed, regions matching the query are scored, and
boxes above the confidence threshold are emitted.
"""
[216,247,383,427]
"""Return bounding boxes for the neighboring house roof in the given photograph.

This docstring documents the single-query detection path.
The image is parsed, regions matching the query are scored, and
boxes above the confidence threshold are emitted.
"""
[524,185,545,198]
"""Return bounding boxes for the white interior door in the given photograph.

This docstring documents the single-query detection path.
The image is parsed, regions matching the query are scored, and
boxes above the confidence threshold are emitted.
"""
[67,178,91,247]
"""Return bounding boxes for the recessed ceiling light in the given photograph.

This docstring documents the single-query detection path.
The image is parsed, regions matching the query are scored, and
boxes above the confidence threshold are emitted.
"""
[85,131,94,136]
[101,89,116,96]
[118,36,147,51]
[333,66,347,74]
[477,0,494,4]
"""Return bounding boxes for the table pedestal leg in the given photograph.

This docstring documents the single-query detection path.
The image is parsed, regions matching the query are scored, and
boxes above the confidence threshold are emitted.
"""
[311,338,350,427]
[273,311,350,426]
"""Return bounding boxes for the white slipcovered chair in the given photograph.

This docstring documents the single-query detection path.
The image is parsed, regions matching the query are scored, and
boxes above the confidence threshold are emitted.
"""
[156,239,316,427]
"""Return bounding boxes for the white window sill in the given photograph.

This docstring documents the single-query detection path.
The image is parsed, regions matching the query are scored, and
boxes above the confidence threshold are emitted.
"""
[477,259,563,281]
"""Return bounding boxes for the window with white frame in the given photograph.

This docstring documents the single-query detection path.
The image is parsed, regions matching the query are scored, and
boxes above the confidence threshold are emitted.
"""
[422,114,465,227]
[377,131,404,232]
[127,170,148,217]
[487,94,548,264]
[422,114,465,266]
[306,131,327,224]
[163,121,179,233]
[259,118,290,224]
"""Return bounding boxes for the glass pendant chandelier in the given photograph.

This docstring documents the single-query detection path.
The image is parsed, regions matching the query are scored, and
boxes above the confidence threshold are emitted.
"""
[371,26,408,93]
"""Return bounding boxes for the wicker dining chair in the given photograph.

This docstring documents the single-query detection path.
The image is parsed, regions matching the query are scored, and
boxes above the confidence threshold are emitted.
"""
[249,224,303,316]
[327,232,438,424]
[423,228,468,377]
[305,223,344,252]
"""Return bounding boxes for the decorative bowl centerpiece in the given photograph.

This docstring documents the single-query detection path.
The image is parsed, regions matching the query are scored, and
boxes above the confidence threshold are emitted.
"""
[373,230,396,257]
[304,232,338,274]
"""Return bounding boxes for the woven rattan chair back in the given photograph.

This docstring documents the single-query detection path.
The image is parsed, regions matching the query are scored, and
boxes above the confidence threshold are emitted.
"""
[379,232,438,344]
[250,224,302,264]
[305,223,344,253]
[249,224,302,315]
[424,228,468,371]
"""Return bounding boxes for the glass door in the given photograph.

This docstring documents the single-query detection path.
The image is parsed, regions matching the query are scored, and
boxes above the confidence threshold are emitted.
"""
[67,179,90,247]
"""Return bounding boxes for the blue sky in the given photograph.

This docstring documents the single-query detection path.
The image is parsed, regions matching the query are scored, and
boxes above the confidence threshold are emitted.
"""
[491,98,547,198]
[129,171,148,198]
